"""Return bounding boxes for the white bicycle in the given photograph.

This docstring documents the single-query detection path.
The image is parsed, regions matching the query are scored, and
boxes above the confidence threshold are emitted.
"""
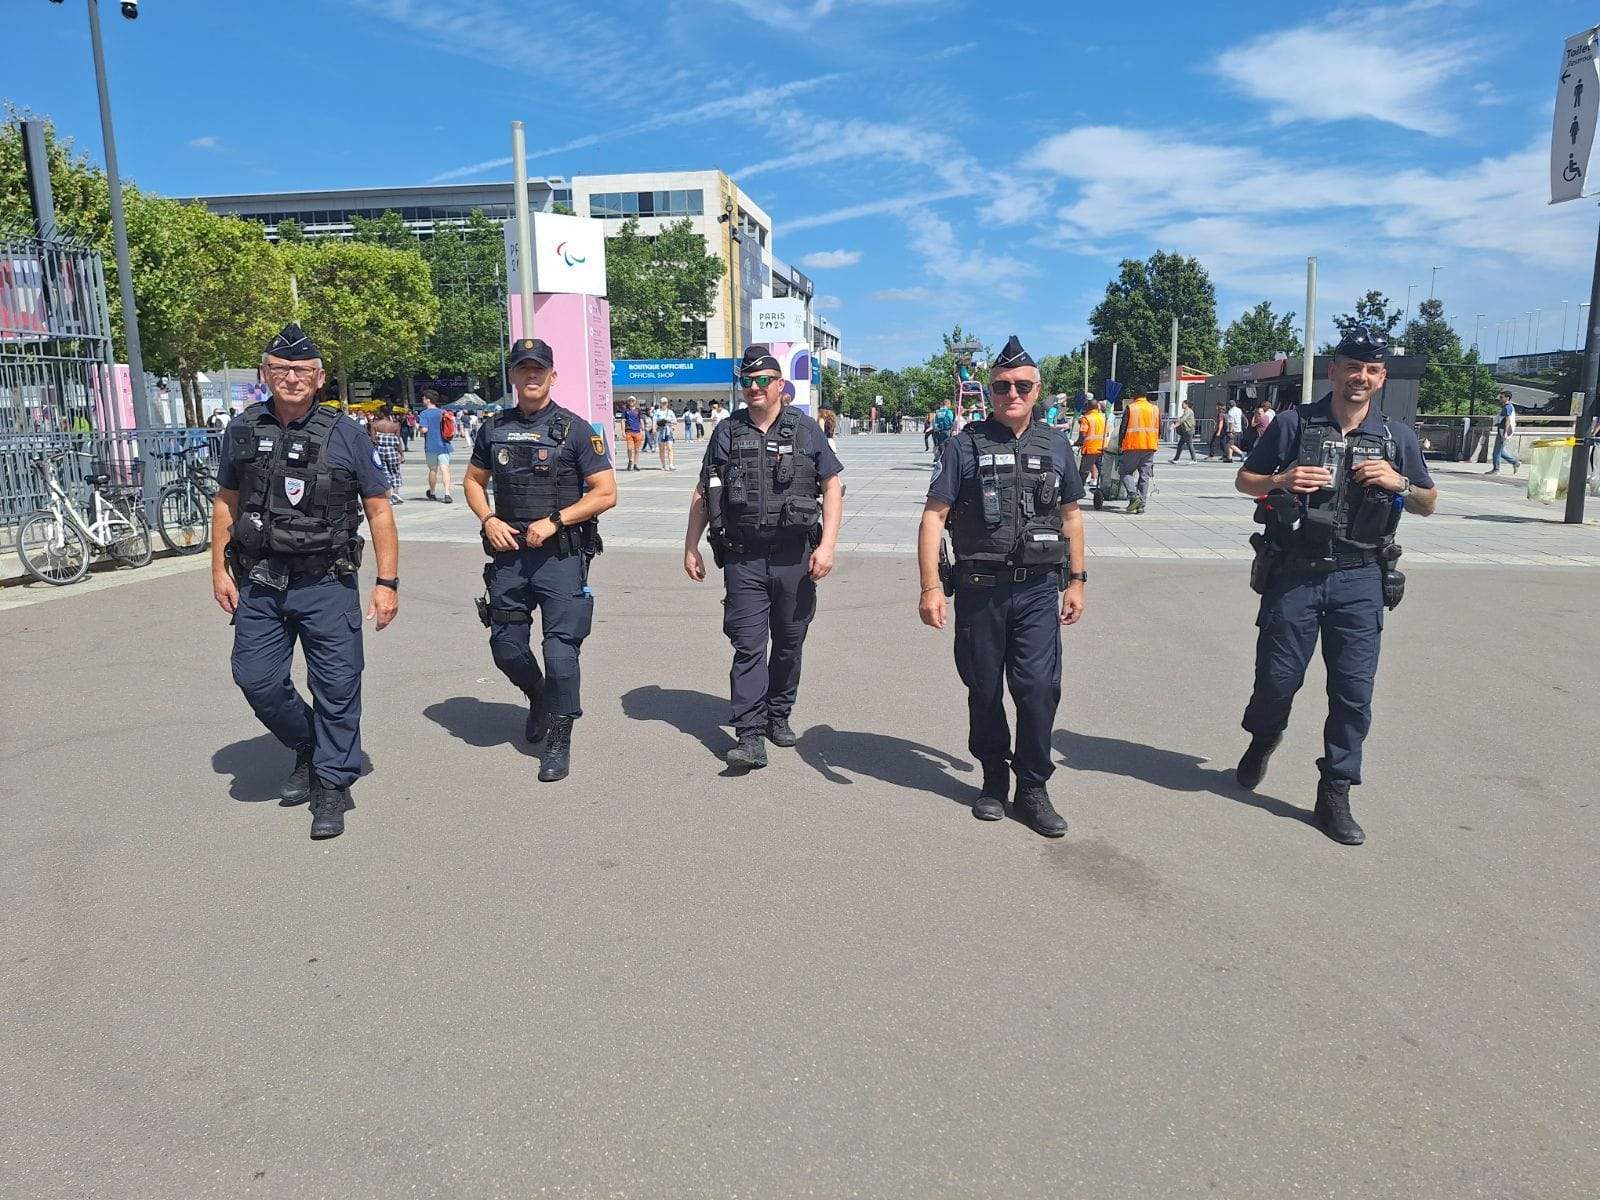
[16,450,153,586]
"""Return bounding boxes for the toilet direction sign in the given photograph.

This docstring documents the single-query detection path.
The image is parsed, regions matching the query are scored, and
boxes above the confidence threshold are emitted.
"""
[1552,26,1600,203]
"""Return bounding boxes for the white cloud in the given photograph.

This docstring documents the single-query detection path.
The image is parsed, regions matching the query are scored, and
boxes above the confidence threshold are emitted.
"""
[1214,2,1480,136]
[814,294,844,310]
[868,287,936,303]
[430,74,839,181]
[799,249,862,269]
[906,210,1034,301]
[785,187,974,232]
[716,0,928,32]
[737,114,979,193]
[188,136,220,150]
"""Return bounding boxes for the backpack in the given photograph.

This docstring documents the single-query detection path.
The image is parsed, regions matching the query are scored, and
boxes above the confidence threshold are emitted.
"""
[440,409,456,441]
[933,407,955,432]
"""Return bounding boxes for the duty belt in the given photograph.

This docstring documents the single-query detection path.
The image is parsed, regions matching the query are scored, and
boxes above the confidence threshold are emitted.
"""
[957,562,1061,587]
[1285,548,1380,574]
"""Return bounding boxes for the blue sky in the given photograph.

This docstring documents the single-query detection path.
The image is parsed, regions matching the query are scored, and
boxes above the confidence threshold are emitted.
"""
[11,0,1600,368]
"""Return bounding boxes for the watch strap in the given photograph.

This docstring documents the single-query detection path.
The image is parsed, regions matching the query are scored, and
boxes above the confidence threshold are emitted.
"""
[375,577,399,591]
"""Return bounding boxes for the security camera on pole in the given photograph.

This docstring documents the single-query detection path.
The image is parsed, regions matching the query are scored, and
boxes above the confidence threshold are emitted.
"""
[1552,24,1600,522]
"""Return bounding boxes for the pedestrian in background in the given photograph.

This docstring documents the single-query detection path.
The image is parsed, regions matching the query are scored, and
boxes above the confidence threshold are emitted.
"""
[655,401,677,471]
[1488,390,1521,475]
[1118,392,1161,515]
[1172,398,1197,461]
[417,390,454,503]
[1206,402,1227,459]
[371,415,405,505]
[1224,398,1245,462]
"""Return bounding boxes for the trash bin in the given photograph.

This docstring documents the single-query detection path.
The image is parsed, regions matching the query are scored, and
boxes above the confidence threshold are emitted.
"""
[1525,437,1576,503]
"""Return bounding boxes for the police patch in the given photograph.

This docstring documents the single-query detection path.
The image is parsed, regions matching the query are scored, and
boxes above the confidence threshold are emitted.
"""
[496,448,510,465]
[930,458,944,485]
[591,435,605,455]
[283,476,306,506]
[371,449,383,468]
[538,448,549,461]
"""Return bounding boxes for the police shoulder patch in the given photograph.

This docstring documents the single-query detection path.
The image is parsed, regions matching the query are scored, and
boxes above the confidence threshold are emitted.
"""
[930,458,944,486]
[591,435,606,455]
[371,449,383,468]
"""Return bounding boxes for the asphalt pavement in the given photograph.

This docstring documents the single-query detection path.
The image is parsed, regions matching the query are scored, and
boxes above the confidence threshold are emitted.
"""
[3,517,1597,1196]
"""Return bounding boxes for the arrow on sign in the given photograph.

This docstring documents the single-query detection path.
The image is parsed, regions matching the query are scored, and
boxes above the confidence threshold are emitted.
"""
[1564,70,1573,83]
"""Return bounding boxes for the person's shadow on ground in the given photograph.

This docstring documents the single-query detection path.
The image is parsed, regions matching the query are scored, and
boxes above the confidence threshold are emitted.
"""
[1051,730,1314,827]
[211,734,374,802]
[795,724,976,808]
[423,696,539,758]
[620,685,745,774]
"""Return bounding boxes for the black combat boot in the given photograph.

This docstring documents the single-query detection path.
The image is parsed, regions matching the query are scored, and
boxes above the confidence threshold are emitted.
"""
[538,715,574,782]
[1235,733,1282,790]
[1014,784,1067,838]
[309,777,354,839]
[726,732,768,770]
[278,749,314,807]
[973,763,1009,821]
[1313,777,1365,845]
[766,718,798,748]
[524,680,549,747]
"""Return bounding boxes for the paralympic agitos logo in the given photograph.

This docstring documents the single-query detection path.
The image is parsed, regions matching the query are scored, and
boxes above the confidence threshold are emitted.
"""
[555,241,587,268]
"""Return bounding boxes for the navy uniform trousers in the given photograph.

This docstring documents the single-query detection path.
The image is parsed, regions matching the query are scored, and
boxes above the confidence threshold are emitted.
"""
[231,575,364,787]
[722,534,816,736]
[953,570,1062,786]
[1241,565,1384,784]
[485,547,594,718]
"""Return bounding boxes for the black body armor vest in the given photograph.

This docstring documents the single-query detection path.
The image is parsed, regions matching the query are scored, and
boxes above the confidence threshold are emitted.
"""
[1291,411,1404,559]
[486,405,583,524]
[949,420,1066,566]
[226,403,361,560]
[718,409,821,543]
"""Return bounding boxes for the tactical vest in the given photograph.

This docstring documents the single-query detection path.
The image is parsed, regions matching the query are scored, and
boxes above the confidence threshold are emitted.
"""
[718,409,821,543]
[486,405,583,524]
[949,420,1066,566]
[226,402,361,561]
[1291,410,1403,559]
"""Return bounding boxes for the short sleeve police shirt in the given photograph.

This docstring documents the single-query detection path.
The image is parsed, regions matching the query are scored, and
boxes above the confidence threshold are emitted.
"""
[217,403,391,499]
[1244,398,1434,490]
[699,408,844,487]
[471,404,614,479]
[926,419,1087,508]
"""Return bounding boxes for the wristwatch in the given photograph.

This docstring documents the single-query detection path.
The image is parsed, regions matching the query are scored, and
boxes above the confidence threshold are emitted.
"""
[375,577,399,592]
[1066,570,1088,584]
[548,509,566,530]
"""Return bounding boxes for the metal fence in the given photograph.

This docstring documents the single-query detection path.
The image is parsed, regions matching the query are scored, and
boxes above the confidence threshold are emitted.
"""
[0,427,222,551]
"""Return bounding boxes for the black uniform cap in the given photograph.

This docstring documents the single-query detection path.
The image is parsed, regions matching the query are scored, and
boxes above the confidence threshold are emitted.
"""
[509,337,554,369]
[992,334,1036,370]
[1333,325,1389,363]
[265,322,320,361]
[739,344,782,376]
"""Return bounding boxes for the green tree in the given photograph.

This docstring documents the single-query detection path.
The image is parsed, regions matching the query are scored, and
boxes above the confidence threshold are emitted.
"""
[1089,251,1221,393]
[273,217,305,244]
[816,365,842,410]
[1331,290,1403,340]
[126,195,291,422]
[418,211,507,388]
[1222,301,1302,368]
[605,217,722,358]
[1038,347,1089,399]
[280,239,439,404]
[1402,297,1497,415]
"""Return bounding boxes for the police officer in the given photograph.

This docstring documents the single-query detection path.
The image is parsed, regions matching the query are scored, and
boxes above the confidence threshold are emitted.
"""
[1233,325,1437,845]
[683,345,844,770]
[463,337,617,782]
[917,336,1087,837]
[211,323,399,840]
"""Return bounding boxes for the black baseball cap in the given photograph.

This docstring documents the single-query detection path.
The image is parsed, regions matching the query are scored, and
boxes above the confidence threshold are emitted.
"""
[509,337,554,369]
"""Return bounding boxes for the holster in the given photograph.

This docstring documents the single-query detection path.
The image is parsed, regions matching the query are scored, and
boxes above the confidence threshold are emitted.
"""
[708,527,731,570]
[937,540,955,597]
[1380,541,1406,610]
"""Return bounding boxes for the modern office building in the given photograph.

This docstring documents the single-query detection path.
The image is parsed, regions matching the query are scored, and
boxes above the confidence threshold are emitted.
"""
[194,169,843,362]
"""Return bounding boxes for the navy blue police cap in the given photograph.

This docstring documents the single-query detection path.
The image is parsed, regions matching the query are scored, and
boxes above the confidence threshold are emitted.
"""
[739,344,782,375]
[992,334,1036,370]
[266,322,320,361]
[509,337,554,369]
[1333,325,1389,363]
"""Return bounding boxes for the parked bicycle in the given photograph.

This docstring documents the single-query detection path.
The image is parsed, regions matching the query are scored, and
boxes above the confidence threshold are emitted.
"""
[156,442,218,555]
[16,450,153,586]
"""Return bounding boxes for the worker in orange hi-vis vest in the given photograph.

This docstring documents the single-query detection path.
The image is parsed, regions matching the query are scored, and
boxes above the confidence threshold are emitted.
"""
[1076,400,1106,487]
[1117,393,1161,514]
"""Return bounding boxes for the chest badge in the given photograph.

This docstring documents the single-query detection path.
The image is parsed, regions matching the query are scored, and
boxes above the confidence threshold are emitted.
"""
[496,448,511,465]
[537,448,550,461]
[283,476,306,507]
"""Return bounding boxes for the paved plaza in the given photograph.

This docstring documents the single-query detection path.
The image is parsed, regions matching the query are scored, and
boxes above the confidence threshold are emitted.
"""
[2,429,1598,1197]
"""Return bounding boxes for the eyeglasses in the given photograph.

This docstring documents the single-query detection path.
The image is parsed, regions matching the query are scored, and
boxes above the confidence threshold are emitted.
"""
[739,374,780,388]
[264,364,318,381]
[990,380,1038,397]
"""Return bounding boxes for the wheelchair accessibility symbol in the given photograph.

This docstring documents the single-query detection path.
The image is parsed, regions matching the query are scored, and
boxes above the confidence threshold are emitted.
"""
[1565,153,1584,183]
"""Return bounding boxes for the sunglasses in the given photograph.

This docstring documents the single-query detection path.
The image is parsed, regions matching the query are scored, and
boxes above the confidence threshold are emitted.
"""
[1341,325,1390,354]
[739,374,780,388]
[990,380,1038,397]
